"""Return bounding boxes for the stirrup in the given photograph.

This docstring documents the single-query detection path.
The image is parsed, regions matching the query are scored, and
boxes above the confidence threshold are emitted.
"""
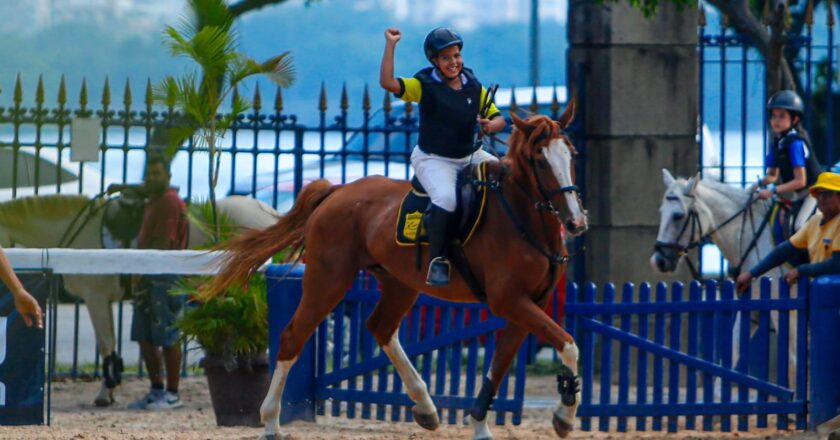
[426,257,451,286]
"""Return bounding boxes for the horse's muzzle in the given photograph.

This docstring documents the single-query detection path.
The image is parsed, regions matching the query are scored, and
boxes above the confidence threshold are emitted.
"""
[650,250,678,273]
[565,216,588,236]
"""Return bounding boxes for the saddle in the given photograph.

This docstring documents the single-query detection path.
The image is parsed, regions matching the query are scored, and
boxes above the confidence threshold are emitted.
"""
[394,162,493,302]
[395,163,490,246]
[769,200,812,267]
[102,187,146,248]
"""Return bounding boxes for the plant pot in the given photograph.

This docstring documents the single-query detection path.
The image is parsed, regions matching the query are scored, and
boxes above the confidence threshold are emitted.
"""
[200,353,270,427]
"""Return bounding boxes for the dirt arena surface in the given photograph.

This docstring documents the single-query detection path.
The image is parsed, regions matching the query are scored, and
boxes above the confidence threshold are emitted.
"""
[0,375,821,440]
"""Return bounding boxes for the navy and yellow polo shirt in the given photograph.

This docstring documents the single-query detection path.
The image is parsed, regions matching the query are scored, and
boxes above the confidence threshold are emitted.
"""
[396,66,501,159]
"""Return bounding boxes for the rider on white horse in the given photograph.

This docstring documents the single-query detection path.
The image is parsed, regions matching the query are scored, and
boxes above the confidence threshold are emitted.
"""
[379,26,506,286]
[754,90,822,231]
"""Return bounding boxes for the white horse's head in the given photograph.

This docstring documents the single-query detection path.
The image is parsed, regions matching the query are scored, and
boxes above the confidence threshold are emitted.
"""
[650,169,702,273]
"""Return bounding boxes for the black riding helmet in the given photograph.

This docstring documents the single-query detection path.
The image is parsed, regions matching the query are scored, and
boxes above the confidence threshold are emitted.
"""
[767,90,804,117]
[423,27,463,63]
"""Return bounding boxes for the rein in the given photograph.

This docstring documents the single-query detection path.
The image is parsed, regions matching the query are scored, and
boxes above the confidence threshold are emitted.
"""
[58,191,110,248]
[473,164,578,303]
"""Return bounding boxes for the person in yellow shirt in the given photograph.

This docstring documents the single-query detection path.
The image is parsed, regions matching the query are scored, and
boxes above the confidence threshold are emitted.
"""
[736,172,840,292]
[0,245,43,328]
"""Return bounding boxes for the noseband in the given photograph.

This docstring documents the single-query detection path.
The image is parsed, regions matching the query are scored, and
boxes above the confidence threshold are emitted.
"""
[653,200,703,257]
[528,144,579,217]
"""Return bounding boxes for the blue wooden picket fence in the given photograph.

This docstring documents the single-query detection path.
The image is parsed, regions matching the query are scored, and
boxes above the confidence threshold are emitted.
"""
[267,263,840,432]
[566,276,840,433]
[266,264,532,426]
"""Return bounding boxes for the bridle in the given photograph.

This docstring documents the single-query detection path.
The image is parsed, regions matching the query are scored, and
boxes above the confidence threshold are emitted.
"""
[654,189,770,279]
[473,125,584,303]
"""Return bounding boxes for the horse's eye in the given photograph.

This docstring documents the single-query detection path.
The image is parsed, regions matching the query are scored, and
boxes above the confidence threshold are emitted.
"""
[673,212,685,221]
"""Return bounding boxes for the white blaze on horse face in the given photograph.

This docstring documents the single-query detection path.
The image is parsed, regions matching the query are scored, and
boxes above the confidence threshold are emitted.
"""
[656,187,690,245]
[544,139,586,228]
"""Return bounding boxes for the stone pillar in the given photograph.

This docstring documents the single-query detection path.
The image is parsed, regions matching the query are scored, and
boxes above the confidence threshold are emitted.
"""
[568,1,698,286]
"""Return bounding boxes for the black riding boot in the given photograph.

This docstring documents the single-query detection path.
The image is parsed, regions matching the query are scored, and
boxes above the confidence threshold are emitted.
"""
[425,204,452,286]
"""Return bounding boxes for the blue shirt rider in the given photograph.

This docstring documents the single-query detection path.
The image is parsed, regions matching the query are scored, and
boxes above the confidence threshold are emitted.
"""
[379,27,506,286]
[756,90,822,230]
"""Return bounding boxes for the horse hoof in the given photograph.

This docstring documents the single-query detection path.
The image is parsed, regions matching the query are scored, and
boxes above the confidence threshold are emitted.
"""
[552,413,573,438]
[94,395,115,407]
[412,406,440,431]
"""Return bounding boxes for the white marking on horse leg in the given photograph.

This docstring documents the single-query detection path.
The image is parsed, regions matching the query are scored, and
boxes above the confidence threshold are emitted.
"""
[467,371,495,440]
[555,341,580,420]
[260,357,296,438]
[381,333,437,416]
[93,381,114,407]
[469,411,494,440]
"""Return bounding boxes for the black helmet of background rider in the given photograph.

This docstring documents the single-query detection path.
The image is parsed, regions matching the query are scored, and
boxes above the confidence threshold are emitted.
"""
[767,90,805,121]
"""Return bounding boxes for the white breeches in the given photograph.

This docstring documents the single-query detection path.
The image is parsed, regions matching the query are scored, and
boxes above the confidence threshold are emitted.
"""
[410,146,499,212]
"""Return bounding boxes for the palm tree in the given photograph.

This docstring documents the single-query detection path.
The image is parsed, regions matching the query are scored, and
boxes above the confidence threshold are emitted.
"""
[157,0,294,241]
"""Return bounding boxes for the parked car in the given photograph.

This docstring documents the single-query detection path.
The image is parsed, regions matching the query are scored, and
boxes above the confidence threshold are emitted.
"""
[0,147,114,202]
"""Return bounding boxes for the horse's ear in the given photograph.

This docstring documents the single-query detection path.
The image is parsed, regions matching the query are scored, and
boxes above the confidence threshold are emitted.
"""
[687,172,701,196]
[662,168,676,189]
[558,100,575,128]
[510,111,533,135]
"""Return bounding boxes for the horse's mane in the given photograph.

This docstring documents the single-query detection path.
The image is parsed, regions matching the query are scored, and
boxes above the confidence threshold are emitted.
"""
[504,114,563,178]
[0,194,91,227]
[698,178,752,205]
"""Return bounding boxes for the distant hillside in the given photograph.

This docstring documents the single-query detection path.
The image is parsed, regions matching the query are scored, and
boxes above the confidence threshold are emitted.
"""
[0,1,566,124]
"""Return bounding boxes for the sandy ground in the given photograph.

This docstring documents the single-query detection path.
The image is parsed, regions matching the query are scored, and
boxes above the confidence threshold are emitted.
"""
[0,375,821,440]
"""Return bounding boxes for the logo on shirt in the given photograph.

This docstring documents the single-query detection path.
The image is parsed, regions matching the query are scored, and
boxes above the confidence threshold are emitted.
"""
[466,98,472,105]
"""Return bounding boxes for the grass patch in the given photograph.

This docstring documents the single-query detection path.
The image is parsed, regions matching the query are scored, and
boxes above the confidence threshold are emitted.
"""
[526,358,565,375]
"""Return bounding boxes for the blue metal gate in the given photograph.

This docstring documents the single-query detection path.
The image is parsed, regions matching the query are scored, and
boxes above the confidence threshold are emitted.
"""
[266,264,531,426]
[566,276,840,432]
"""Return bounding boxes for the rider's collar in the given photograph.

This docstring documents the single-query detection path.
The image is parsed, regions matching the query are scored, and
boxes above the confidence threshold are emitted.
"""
[431,68,467,85]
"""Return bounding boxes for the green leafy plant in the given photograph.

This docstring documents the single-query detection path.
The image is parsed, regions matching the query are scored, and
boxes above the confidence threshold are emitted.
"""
[175,199,268,370]
[175,275,267,369]
[156,0,294,241]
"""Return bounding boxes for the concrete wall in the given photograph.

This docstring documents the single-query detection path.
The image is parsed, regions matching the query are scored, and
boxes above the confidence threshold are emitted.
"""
[567,1,699,285]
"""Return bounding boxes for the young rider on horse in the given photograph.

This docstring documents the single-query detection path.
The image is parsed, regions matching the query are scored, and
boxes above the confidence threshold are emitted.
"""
[379,27,506,286]
[754,90,822,230]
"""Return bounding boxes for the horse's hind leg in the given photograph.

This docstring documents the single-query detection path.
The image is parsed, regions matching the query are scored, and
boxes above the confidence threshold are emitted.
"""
[260,262,357,439]
[466,322,529,440]
[365,274,439,431]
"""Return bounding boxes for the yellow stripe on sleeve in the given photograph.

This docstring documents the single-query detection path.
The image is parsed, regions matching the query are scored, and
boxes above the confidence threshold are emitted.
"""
[397,77,422,103]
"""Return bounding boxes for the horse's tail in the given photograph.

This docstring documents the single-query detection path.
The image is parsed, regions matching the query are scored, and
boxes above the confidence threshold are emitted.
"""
[201,179,338,299]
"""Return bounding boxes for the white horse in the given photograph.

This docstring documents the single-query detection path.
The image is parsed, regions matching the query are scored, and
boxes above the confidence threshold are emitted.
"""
[650,169,799,391]
[0,193,279,406]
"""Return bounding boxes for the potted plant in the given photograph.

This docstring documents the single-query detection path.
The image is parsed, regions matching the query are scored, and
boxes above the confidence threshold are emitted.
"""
[176,199,270,426]
[175,274,269,426]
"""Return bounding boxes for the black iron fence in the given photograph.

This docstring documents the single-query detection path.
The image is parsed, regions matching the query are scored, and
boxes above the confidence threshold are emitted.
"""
[1,77,578,379]
[697,4,838,275]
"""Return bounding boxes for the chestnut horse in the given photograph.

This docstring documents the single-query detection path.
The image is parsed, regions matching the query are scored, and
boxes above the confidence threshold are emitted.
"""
[207,107,587,440]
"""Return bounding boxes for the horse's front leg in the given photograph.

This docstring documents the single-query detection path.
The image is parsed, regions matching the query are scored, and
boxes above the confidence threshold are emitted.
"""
[63,274,122,406]
[491,296,580,439]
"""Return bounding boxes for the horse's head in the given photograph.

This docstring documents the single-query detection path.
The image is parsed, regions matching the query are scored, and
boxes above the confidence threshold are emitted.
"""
[508,103,588,235]
[651,169,701,273]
